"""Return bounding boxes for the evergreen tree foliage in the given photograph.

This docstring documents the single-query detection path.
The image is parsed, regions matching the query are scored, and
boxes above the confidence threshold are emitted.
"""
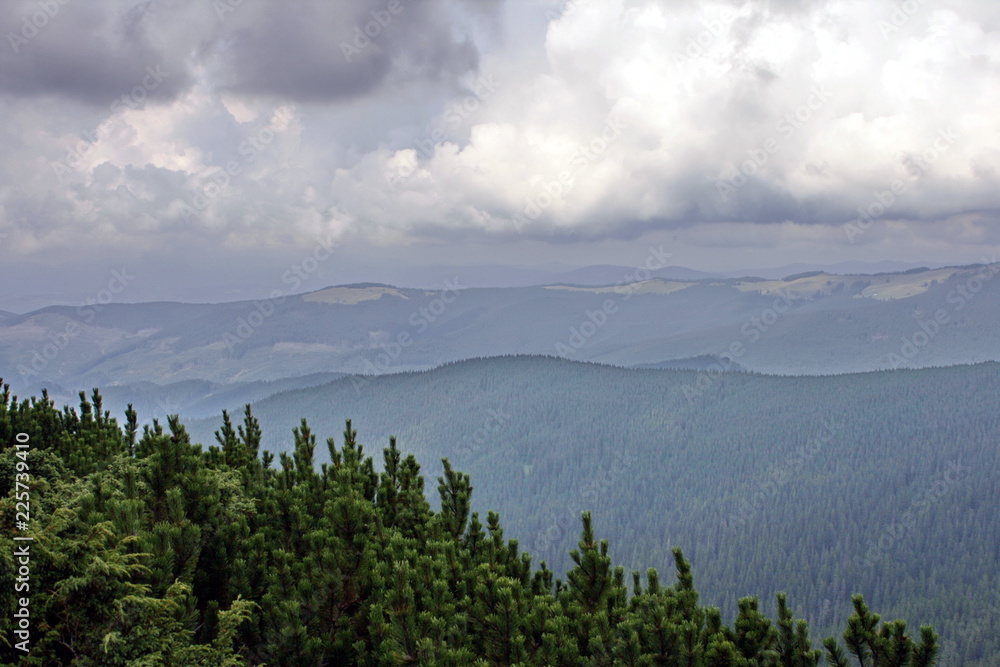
[0,382,947,665]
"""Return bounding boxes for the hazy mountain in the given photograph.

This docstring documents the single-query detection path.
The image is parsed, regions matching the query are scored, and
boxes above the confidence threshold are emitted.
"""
[83,371,347,424]
[2,263,998,393]
[651,266,727,281]
[381,263,563,289]
[726,260,935,280]
[630,354,745,371]
[550,264,723,285]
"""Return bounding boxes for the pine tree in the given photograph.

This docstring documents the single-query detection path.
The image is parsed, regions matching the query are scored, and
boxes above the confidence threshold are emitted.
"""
[0,383,952,666]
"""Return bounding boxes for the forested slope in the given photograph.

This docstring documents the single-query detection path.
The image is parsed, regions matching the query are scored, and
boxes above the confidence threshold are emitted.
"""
[0,385,943,665]
[182,357,1000,664]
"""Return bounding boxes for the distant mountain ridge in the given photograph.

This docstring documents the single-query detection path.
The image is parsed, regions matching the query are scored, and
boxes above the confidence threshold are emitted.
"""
[25,371,350,425]
[630,354,746,372]
[726,260,937,280]
[550,264,724,285]
[0,260,954,313]
[2,263,998,393]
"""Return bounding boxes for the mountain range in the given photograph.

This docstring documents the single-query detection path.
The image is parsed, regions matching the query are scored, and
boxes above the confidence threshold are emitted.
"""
[3,263,998,410]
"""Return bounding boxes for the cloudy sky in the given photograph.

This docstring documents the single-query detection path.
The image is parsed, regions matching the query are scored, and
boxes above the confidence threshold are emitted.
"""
[1,0,999,308]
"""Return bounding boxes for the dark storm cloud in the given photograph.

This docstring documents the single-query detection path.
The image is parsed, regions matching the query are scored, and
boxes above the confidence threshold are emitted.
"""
[0,0,494,107]
[0,1,190,105]
[218,0,485,102]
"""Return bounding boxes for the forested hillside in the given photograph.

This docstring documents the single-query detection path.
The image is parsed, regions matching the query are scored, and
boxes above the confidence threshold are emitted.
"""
[1,385,942,665]
[182,356,1000,665]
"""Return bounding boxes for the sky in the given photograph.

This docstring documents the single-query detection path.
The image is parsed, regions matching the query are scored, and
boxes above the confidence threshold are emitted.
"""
[1,0,999,309]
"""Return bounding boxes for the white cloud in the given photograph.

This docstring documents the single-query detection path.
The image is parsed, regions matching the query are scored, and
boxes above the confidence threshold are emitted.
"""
[0,0,999,268]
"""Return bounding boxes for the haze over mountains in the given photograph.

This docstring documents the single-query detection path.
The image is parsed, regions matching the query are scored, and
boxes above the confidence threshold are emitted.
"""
[3,262,998,417]
[0,260,935,313]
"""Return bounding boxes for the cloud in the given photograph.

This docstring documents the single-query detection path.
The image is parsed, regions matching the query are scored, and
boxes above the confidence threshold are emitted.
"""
[0,0,192,105]
[215,0,486,101]
[0,0,999,267]
[346,0,1000,243]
